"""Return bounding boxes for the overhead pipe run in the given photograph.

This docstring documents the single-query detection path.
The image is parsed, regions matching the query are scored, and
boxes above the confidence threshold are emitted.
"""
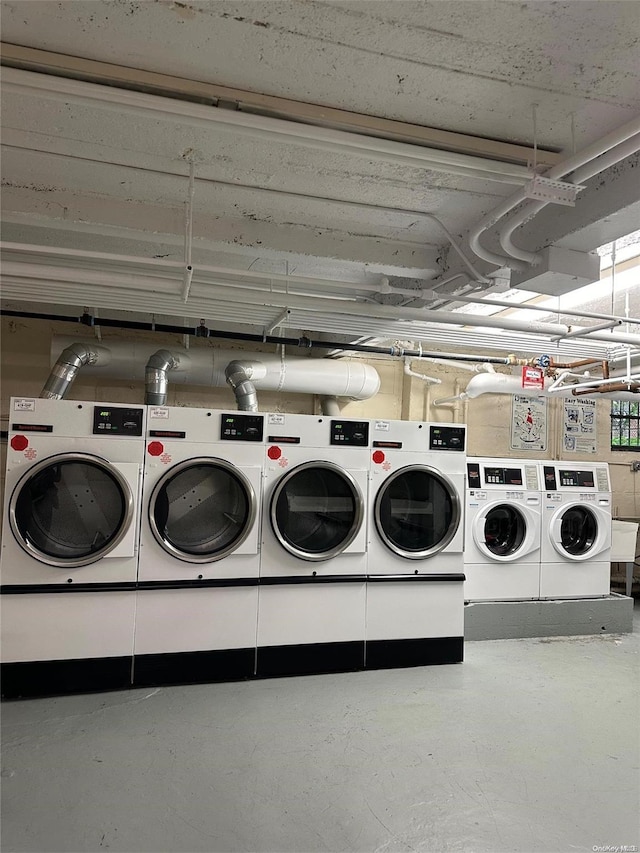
[40,341,109,399]
[433,371,640,405]
[319,396,342,416]
[144,349,180,406]
[468,115,640,270]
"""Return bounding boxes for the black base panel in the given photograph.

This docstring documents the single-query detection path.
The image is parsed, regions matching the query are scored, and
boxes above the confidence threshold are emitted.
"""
[133,648,255,687]
[257,641,365,677]
[365,637,464,670]
[1,656,132,700]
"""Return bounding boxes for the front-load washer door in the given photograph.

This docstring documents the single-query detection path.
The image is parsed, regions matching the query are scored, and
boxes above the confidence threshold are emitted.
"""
[549,502,610,561]
[472,501,540,562]
[148,458,258,563]
[270,461,364,561]
[9,452,135,568]
[374,465,461,560]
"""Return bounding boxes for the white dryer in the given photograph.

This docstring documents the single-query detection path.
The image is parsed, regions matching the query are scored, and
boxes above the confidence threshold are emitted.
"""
[1,397,146,698]
[539,462,612,598]
[465,457,542,601]
[366,420,466,669]
[257,414,369,677]
[134,407,264,686]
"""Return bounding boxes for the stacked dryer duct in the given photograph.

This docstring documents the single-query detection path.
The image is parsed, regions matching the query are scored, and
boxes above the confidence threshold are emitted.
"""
[134,406,265,686]
[465,457,542,601]
[366,420,466,669]
[539,462,612,598]
[1,398,146,698]
[258,414,369,677]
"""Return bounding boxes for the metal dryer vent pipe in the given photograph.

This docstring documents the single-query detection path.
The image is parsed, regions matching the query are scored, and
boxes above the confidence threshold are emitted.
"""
[40,341,109,399]
[145,349,180,405]
[51,336,381,403]
[224,360,263,411]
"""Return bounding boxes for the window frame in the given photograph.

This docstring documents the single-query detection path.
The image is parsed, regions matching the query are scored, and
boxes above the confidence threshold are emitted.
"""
[610,400,640,451]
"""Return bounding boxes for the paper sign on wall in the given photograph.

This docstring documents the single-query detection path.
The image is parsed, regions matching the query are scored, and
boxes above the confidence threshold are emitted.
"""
[510,395,547,451]
[563,397,597,453]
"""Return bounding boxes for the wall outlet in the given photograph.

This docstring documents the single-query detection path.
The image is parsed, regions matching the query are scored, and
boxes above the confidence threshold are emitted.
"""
[631,462,640,472]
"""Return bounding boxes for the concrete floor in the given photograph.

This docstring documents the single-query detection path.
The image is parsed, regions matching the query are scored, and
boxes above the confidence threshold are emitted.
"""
[2,612,639,853]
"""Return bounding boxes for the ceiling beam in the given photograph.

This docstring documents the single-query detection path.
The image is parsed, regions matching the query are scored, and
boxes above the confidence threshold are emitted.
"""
[0,42,560,168]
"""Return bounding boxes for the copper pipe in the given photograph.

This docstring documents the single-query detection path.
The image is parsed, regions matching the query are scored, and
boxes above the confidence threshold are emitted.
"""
[572,382,640,396]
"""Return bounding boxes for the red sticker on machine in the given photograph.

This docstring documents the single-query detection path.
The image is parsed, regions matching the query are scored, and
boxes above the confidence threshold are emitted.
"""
[372,450,385,464]
[160,453,172,464]
[10,435,28,452]
[267,446,282,460]
[148,441,164,457]
[278,457,289,467]
[24,447,37,460]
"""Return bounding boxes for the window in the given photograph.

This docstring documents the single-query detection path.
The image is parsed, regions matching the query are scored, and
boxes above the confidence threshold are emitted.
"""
[611,401,640,450]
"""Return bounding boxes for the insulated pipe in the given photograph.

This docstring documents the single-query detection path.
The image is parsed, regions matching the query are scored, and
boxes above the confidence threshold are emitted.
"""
[468,116,640,269]
[40,341,109,399]
[319,396,341,416]
[433,371,640,404]
[225,360,264,411]
[145,349,180,405]
[498,135,640,264]
[51,337,381,401]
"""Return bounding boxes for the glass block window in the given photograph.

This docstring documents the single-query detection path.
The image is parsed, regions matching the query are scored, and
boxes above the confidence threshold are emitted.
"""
[611,401,640,450]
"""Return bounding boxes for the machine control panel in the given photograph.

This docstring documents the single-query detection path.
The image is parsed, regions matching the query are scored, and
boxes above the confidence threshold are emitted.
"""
[429,425,466,451]
[543,466,599,491]
[330,420,369,446]
[558,469,595,488]
[92,406,144,436]
[485,466,524,486]
[220,413,264,442]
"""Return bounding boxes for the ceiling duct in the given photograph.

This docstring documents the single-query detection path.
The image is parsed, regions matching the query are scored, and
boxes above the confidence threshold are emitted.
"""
[41,341,109,399]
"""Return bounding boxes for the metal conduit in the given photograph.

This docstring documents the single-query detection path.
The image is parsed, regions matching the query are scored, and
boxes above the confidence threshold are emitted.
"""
[1,309,513,365]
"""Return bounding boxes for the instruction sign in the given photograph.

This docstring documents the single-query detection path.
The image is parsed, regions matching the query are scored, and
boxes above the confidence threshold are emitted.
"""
[563,398,597,453]
[510,395,547,451]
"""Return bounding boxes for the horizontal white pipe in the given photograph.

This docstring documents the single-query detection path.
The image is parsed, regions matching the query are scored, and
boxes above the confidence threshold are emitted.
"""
[51,336,380,401]
[9,261,640,348]
[468,115,640,268]
[434,371,640,403]
[3,68,531,185]
[403,359,441,385]
[498,133,640,264]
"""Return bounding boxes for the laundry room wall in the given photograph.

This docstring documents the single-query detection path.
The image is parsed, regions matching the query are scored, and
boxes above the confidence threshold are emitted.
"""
[2,315,639,520]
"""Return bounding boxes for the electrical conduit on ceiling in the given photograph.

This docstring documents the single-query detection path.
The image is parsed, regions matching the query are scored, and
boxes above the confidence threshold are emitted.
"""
[468,115,640,270]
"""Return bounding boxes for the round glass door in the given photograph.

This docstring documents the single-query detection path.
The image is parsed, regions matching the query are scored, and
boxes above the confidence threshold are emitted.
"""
[9,452,134,568]
[149,458,257,563]
[271,461,364,561]
[559,506,597,556]
[483,505,526,557]
[374,465,460,559]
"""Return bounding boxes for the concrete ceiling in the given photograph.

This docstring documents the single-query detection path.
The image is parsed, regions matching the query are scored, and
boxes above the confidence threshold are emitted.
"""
[1,0,640,356]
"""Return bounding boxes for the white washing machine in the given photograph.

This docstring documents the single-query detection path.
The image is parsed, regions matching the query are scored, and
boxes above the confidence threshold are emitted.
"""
[464,457,542,601]
[366,419,466,669]
[1,397,146,698]
[134,407,265,686]
[539,462,612,599]
[257,414,369,677]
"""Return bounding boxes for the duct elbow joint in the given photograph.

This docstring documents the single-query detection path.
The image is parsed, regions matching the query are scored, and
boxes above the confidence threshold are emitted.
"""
[225,360,260,412]
[145,349,179,406]
[41,342,101,399]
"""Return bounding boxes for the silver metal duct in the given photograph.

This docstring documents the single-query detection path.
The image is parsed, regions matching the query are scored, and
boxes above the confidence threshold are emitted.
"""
[40,342,105,399]
[225,360,261,411]
[145,349,180,405]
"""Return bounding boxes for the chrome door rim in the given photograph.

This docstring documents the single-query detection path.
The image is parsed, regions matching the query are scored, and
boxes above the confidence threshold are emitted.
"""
[8,451,135,568]
[270,460,364,562]
[374,464,461,559]
[148,456,257,563]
